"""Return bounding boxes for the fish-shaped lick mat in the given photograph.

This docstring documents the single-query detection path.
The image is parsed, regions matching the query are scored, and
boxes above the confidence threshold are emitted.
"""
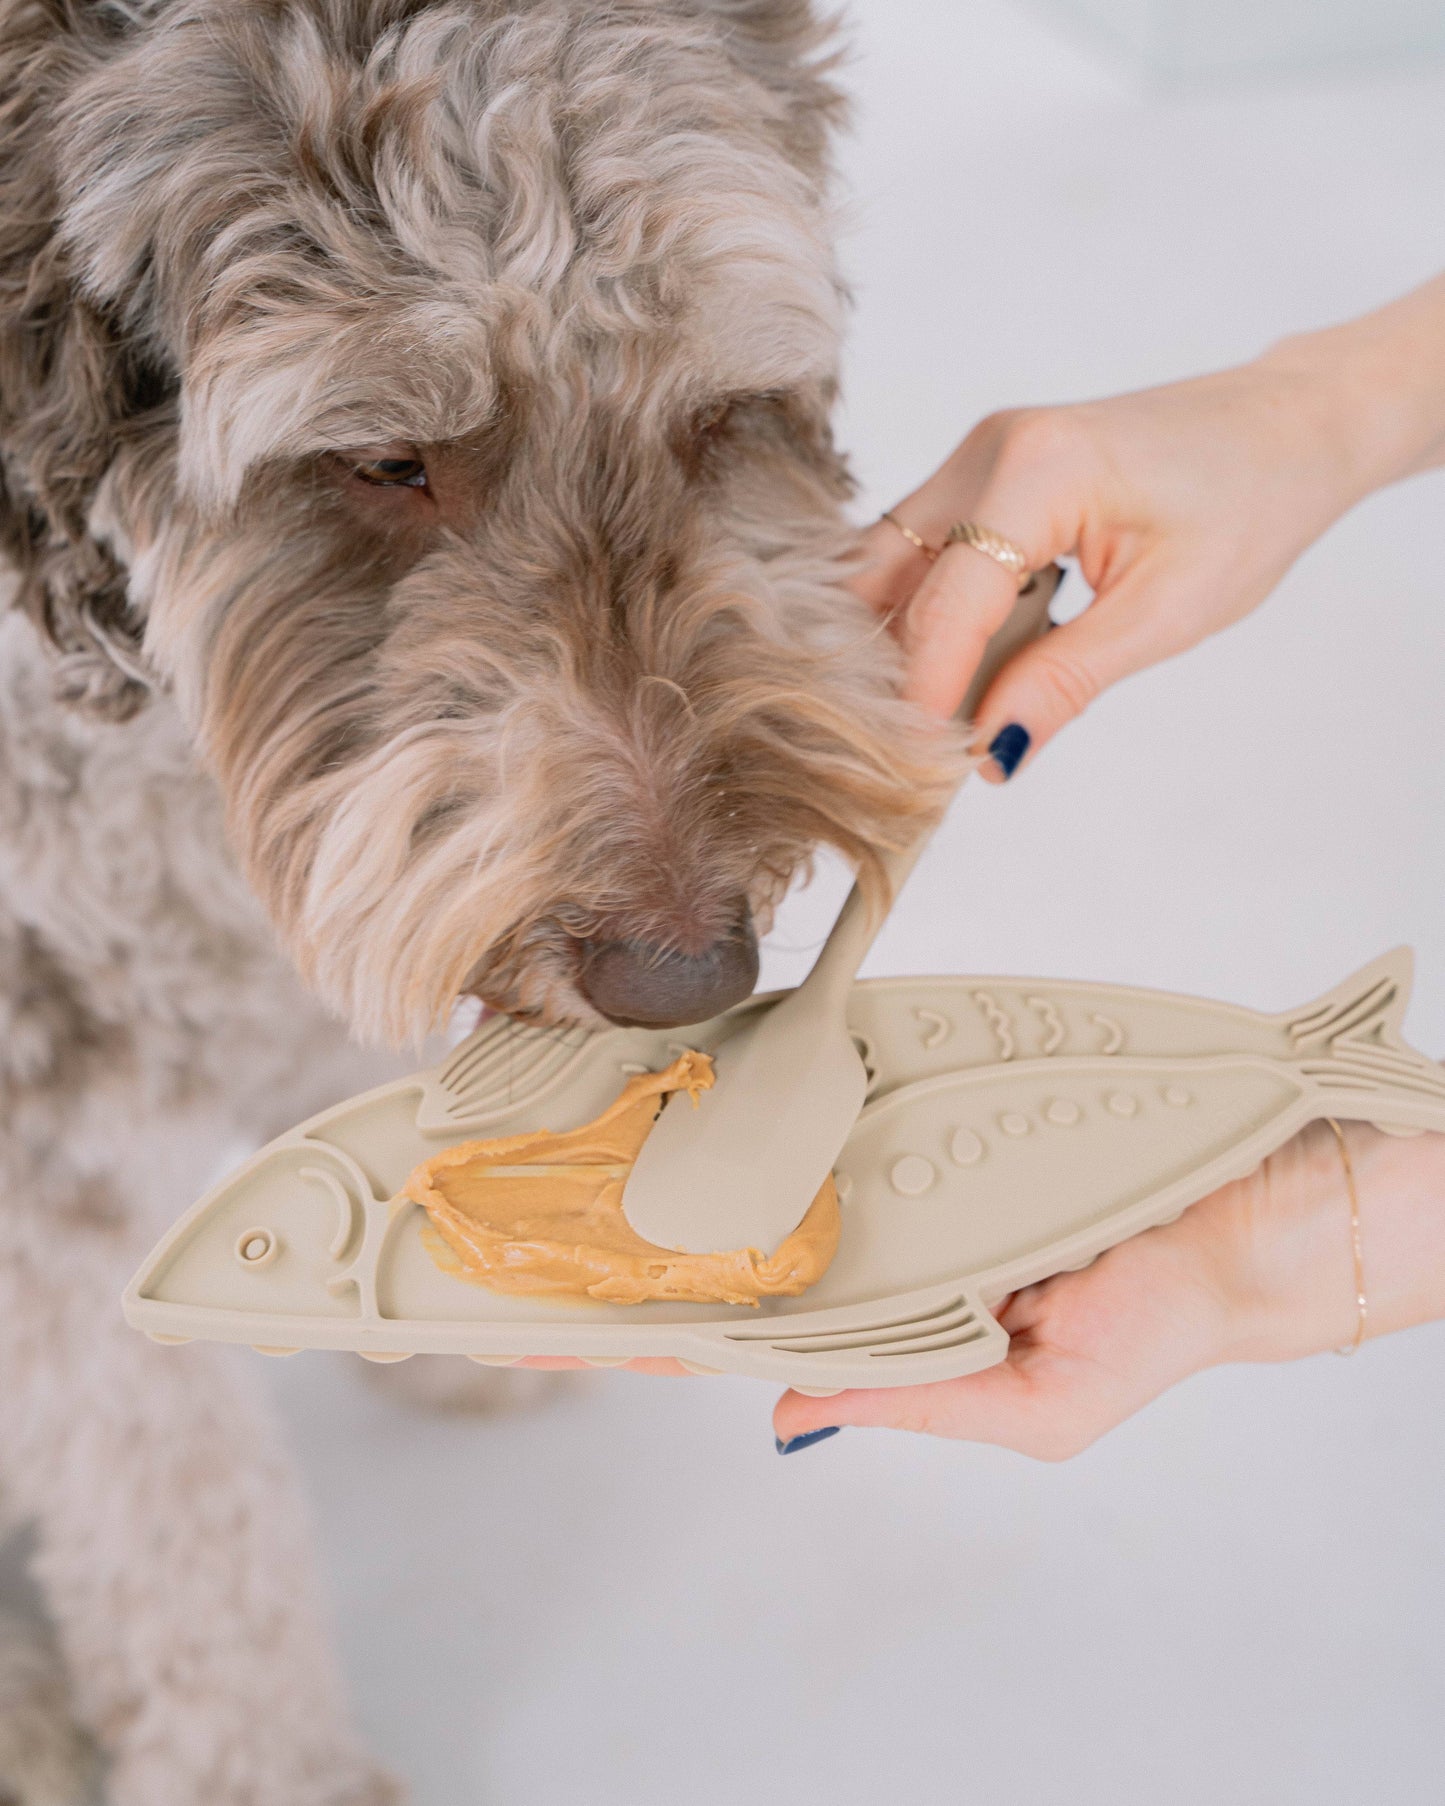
[124,949,1445,1393]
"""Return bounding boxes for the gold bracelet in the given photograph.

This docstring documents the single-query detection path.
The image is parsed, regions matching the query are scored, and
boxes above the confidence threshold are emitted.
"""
[1323,1118,1368,1354]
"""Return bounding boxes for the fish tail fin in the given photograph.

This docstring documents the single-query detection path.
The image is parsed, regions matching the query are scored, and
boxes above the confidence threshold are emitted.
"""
[1286,948,1445,1118]
[1282,948,1413,1051]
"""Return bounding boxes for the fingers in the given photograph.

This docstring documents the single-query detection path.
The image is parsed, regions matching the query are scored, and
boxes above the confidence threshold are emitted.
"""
[899,540,1027,718]
[847,514,936,617]
[770,1189,1248,1458]
[967,564,1188,778]
[771,1262,1160,1460]
[775,1367,1018,1439]
[773,1357,1132,1462]
[881,467,1062,719]
[765,1358,1105,1459]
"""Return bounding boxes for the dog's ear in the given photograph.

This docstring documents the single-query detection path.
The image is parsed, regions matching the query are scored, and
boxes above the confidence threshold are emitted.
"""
[0,6,164,721]
[689,0,849,177]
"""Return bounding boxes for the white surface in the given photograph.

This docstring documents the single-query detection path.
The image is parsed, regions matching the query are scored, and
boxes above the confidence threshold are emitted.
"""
[268,8,1445,1802]
[1033,0,1445,79]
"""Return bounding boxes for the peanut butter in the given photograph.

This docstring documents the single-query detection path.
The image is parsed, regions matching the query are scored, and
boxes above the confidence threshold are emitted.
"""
[404,1051,840,1306]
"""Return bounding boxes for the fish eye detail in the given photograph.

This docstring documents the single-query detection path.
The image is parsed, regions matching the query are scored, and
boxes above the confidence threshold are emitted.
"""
[234,1227,280,1268]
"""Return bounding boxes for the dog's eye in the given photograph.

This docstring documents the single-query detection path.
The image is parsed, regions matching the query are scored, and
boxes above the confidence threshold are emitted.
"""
[693,396,752,442]
[349,450,429,488]
[694,399,734,437]
[690,391,795,453]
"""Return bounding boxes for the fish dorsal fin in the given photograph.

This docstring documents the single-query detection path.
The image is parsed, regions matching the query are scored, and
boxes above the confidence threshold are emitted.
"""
[1282,947,1414,1051]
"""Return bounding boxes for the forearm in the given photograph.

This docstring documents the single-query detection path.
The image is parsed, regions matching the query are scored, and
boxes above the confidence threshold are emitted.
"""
[1260,273,1445,505]
[1184,1123,1445,1365]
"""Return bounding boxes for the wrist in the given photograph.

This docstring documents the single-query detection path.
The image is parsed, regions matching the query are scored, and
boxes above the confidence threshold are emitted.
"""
[1202,1123,1363,1363]
[1258,276,1445,502]
[1188,1123,1445,1367]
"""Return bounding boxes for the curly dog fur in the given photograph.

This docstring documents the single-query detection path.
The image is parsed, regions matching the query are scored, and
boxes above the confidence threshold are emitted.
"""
[0,3,958,1799]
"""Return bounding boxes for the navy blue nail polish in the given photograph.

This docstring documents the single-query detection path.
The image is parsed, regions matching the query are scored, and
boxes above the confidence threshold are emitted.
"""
[987,723,1030,780]
[775,1426,841,1455]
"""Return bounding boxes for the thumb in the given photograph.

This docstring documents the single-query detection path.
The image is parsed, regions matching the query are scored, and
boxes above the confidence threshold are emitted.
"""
[771,1363,1039,1449]
[968,570,1181,779]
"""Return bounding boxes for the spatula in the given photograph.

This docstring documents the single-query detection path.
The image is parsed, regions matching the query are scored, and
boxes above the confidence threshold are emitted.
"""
[620,562,1065,1256]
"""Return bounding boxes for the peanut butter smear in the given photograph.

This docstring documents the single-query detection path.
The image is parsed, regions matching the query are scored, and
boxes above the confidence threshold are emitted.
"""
[404,1051,841,1306]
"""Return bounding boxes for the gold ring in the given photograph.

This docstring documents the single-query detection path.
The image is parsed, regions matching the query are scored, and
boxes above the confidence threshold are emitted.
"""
[879,511,940,562]
[944,520,1031,585]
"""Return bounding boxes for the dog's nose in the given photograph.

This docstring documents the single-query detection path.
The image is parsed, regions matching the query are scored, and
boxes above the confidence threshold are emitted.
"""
[578,918,759,1028]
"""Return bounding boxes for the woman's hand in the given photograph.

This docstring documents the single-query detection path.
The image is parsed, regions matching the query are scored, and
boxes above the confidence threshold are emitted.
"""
[772,1124,1445,1456]
[793,279,1445,1451]
[854,276,1445,775]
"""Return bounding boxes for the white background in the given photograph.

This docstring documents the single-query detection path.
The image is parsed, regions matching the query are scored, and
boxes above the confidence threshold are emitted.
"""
[270,6,1445,1801]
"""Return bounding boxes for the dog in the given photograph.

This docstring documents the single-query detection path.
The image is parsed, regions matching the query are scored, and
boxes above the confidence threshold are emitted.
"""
[0,2,958,1800]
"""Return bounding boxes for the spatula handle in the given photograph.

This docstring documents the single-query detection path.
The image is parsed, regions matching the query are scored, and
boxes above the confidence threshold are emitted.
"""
[807,563,1064,1004]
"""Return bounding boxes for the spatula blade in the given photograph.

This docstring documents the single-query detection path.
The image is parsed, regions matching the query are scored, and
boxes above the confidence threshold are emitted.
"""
[621,568,1065,1258]
[619,991,868,1257]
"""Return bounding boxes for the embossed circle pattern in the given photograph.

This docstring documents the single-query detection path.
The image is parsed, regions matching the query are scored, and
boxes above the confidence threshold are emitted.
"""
[1107,1092,1139,1118]
[889,1154,936,1196]
[1000,1112,1031,1137]
[1163,1085,1193,1107]
[1045,1098,1082,1126]
[949,1128,985,1167]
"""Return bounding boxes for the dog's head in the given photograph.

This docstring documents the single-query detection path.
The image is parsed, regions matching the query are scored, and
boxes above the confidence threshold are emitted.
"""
[3,0,960,1040]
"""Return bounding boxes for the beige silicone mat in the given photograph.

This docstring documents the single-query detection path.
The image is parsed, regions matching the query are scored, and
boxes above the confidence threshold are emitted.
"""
[124,948,1445,1393]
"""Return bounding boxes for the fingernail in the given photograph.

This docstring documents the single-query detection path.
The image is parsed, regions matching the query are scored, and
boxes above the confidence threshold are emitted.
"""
[987,723,1030,780]
[774,1426,842,1456]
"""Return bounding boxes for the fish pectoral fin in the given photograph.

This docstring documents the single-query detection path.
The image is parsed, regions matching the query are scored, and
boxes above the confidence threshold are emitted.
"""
[1282,947,1414,1051]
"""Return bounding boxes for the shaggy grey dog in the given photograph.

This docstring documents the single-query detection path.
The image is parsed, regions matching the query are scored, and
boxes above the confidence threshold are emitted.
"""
[0,2,957,1800]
